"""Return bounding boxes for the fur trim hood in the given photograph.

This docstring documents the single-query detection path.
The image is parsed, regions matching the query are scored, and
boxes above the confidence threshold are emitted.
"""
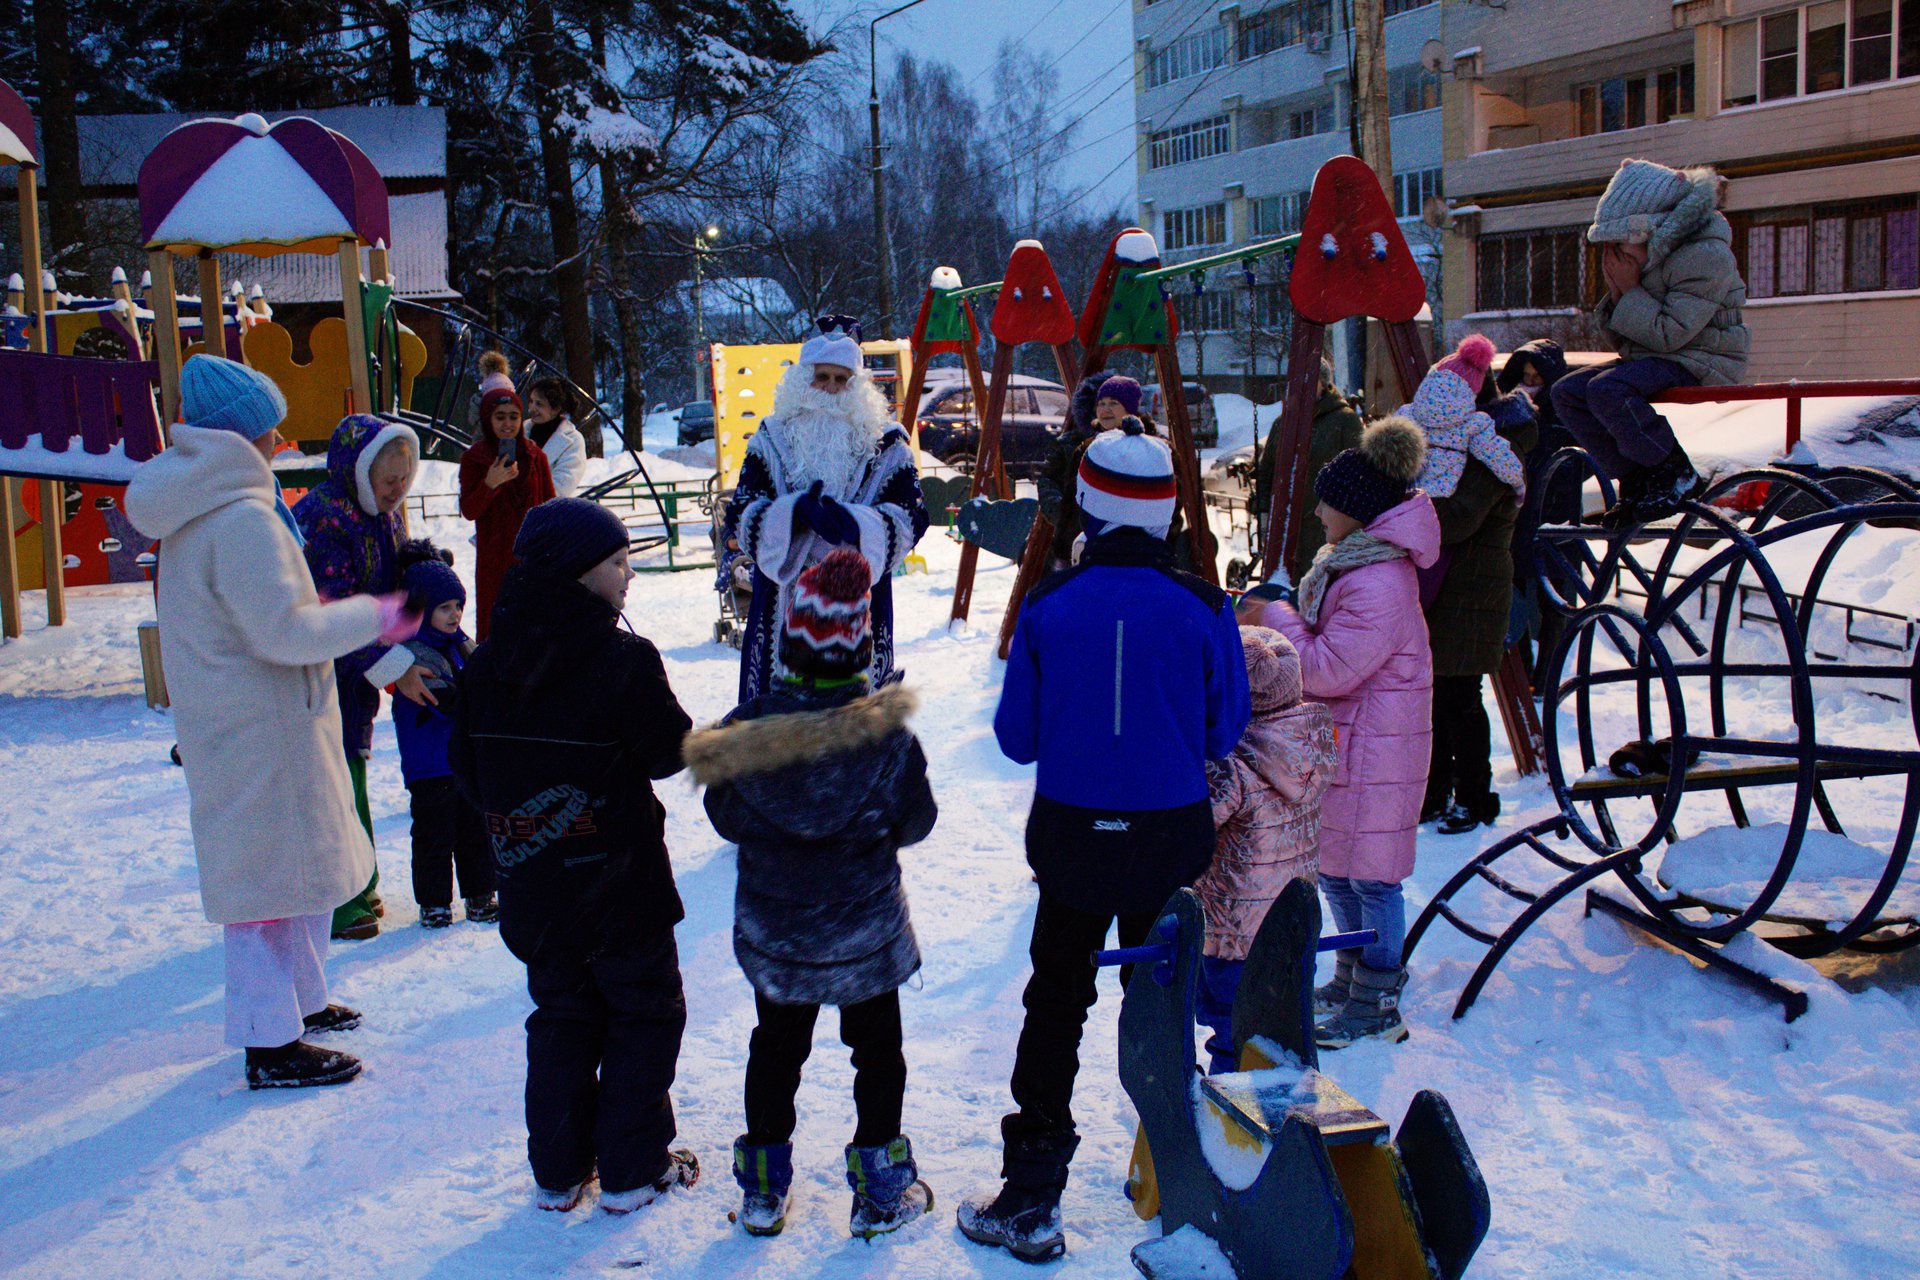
[1589,162,1727,263]
[685,683,917,787]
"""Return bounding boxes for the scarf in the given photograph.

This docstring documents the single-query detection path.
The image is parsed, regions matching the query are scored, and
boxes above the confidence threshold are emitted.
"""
[1296,531,1409,628]
[271,474,305,548]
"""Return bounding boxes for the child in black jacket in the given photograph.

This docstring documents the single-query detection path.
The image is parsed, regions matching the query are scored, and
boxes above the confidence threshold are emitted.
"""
[450,498,697,1215]
[685,549,938,1241]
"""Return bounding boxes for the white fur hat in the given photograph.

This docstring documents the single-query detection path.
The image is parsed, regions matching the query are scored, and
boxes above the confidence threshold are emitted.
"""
[799,316,865,372]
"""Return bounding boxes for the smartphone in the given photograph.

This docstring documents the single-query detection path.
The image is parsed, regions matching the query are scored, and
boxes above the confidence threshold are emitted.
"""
[498,436,518,465]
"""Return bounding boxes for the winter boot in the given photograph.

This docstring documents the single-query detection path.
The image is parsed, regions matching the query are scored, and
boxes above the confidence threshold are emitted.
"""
[465,894,500,924]
[1316,963,1409,1049]
[332,913,379,941]
[1628,447,1702,523]
[301,1002,362,1035]
[1420,781,1452,825]
[732,1138,794,1237]
[535,1169,596,1212]
[1312,950,1358,1018]
[600,1149,700,1215]
[956,1127,1077,1264]
[1599,467,1650,530]
[420,906,453,930]
[1437,793,1500,835]
[846,1136,933,1239]
[244,1040,362,1090]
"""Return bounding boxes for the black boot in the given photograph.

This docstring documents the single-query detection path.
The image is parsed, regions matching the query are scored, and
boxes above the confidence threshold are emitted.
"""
[1599,468,1650,530]
[955,1125,1078,1264]
[301,1002,361,1034]
[244,1040,362,1090]
[1436,793,1500,835]
[1629,446,1702,522]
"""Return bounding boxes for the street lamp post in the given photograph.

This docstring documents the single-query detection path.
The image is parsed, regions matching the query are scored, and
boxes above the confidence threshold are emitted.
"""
[869,0,931,340]
[691,223,719,401]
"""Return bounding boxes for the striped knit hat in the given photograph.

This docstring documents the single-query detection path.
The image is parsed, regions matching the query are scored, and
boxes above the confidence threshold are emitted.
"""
[780,548,874,681]
[1077,416,1176,540]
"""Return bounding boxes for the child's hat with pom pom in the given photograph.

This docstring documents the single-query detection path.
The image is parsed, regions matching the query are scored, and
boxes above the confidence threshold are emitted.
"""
[478,350,514,395]
[1432,333,1495,395]
[1402,334,1495,433]
[1313,415,1427,527]
[780,548,874,681]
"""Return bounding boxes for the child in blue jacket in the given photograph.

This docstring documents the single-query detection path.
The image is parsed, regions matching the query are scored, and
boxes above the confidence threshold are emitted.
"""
[957,418,1251,1264]
[392,543,496,929]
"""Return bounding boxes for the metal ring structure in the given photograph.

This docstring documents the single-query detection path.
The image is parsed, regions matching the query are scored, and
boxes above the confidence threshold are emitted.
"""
[1536,467,1920,956]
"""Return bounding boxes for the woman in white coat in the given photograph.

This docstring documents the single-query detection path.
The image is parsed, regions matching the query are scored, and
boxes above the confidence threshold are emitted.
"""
[527,376,589,498]
[125,355,419,1089]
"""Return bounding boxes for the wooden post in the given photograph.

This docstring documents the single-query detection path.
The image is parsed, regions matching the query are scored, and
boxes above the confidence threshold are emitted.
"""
[948,342,1017,628]
[109,269,146,360]
[1260,320,1329,582]
[336,239,373,416]
[148,249,184,432]
[19,167,64,626]
[195,251,222,360]
[996,341,1085,658]
[37,480,63,625]
[957,341,1007,499]
[368,241,393,410]
[1153,343,1218,585]
[0,481,20,639]
[19,168,47,354]
[1350,0,1397,417]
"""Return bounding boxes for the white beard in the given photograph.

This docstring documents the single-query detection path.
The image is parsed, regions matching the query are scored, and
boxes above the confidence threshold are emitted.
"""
[768,363,891,497]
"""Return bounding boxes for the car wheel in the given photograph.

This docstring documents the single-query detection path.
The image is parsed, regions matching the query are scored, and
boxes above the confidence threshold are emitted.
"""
[943,450,976,475]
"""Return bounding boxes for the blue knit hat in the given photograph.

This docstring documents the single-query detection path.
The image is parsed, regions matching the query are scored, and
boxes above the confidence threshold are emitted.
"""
[180,355,286,440]
[403,557,466,617]
[512,498,629,581]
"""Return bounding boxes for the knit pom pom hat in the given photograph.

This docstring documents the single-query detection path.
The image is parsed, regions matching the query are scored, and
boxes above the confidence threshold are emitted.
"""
[478,350,514,394]
[1403,334,1494,433]
[398,540,466,619]
[1240,625,1304,714]
[780,548,874,681]
[1313,415,1426,527]
[1096,375,1143,416]
[1077,415,1176,539]
[1433,334,1495,395]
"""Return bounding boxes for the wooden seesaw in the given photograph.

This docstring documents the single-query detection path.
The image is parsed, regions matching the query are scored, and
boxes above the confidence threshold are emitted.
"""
[1106,880,1489,1280]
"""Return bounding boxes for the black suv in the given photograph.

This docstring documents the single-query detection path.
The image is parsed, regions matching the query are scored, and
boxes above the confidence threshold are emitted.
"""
[676,400,715,446]
[913,377,1071,479]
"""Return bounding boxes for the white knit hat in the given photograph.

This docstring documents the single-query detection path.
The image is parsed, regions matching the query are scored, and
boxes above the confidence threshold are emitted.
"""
[799,316,865,371]
[1077,417,1176,539]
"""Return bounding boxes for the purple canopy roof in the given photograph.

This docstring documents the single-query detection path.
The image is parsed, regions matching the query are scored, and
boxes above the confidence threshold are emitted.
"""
[138,113,391,254]
[0,79,37,167]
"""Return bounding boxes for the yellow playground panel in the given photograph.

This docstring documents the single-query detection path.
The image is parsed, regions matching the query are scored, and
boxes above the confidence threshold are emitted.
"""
[244,316,427,446]
[711,338,913,487]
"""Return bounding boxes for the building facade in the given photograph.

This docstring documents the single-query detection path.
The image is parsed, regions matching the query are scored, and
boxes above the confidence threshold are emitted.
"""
[1440,0,1920,381]
[1132,0,1446,396]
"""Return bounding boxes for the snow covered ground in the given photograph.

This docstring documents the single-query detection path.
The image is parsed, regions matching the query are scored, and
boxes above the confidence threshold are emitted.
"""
[3,500,1920,1279]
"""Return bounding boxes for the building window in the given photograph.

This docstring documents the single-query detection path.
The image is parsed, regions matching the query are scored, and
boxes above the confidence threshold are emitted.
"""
[1146,26,1230,89]
[1383,0,1436,14]
[1387,65,1442,115]
[1164,203,1229,252]
[1286,98,1335,137]
[1175,289,1235,333]
[1250,192,1309,237]
[1475,227,1595,312]
[1576,64,1693,134]
[1149,115,1232,169]
[1736,197,1920,298]
[1237,0,1337,60]
[1394,168,1443,219]
[1721,1,1920,107]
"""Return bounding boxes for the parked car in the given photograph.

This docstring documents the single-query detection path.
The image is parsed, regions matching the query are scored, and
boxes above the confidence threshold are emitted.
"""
[676,399,715,446]
[913,372,1071,479]
[1141,382,1219,448]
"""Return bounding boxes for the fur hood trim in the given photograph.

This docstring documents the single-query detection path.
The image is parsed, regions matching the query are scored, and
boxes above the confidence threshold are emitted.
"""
[684,684,917,786]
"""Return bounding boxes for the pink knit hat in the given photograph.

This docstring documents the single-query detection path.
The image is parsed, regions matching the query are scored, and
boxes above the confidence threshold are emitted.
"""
[1239,625,1303,713]
[1432,334,1495,396]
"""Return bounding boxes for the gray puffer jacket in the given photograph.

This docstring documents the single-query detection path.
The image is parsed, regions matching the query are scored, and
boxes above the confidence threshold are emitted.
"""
[687,682,935,1006]
[1590,168,1750,386]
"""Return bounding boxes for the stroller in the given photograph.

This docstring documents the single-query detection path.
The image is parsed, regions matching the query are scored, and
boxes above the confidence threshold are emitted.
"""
[709,478,752,649]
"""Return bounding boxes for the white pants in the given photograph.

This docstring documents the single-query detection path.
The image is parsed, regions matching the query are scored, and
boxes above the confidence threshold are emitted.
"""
[224,913,332,1048]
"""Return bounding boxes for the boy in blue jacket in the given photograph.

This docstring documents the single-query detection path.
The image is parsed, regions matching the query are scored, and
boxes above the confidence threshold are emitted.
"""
[391,544,497,929]
[958,418,1251,1263]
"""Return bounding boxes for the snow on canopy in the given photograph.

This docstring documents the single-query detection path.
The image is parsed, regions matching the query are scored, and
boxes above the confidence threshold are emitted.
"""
[139,113,391,256]
[0,78,36,167]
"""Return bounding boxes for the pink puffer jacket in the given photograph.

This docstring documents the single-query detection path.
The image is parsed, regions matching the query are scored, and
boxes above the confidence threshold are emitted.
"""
[1197,695,1337,960]
[1259,494,1440,884]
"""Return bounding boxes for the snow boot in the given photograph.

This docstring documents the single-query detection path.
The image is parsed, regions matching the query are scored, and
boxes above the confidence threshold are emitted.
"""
[600,1149,699,1215]
[1312,950,1358,1018]
[732,1138,794,1237]
[244,1040,362,1090]
[535,1170,596,1212]
[420,906,453,929]
[1316,963,1409,1049]
[1437,793,1500,835]
[956,1128,1077,1264]
[301,1002,361,1035]
[465,893,500,924]
[1628,447,1702,523]
[846,1135,932,1239]
[1420,780,1452,824]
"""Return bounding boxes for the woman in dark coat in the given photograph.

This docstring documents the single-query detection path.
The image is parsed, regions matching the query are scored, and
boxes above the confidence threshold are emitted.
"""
[1497,339,1574,687]
[1253,357,1364,583]
[1423,377,1538,834]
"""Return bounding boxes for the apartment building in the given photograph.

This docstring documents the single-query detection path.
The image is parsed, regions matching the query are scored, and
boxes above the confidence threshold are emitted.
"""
[1133,0,1446,395]
[1440,0,1920,380]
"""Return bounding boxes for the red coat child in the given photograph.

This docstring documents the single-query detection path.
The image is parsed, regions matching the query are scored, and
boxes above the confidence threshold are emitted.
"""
[459,387,556,639]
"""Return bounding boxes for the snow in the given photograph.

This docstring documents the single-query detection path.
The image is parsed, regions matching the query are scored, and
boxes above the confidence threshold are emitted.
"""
[1668,396,1920,482]
[148,132,359,250]
[929,266,962,291]
[4,479,1920,1277]
[0,121,30,167]
[0,437,145,485]
[1115,231,1160,264]
[556,92,659,159]
[1657,824,1920,921]
[1139,1225,1237,1277]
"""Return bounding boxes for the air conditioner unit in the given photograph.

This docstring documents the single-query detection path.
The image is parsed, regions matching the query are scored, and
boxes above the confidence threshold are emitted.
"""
[1306,31,1331,54]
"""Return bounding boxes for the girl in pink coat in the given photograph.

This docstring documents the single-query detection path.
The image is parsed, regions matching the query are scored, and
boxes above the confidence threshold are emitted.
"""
[1252,416,1440,1048]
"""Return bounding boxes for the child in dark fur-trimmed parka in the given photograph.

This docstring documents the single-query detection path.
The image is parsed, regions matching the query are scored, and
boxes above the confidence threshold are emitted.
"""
[685,548,938,1241]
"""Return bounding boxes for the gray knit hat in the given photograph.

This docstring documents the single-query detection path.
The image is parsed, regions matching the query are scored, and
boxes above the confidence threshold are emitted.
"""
[1587,159,1729,257]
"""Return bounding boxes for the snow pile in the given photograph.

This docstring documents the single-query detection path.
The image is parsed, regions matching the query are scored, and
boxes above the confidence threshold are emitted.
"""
[929,266,962,291]
[148,133,356,249]
[1115,231,1160,264]
[1670,395,1920,481]
[1657,823,1920,921]
[557,90,659,160]
[1140,1225,1237,1277]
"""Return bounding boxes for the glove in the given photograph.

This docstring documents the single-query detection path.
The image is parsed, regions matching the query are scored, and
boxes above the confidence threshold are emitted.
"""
[374,591,422,645]
[795,481,860,547]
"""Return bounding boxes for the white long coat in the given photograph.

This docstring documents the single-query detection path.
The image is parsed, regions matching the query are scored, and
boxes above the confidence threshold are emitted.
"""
[125,424,381,924]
